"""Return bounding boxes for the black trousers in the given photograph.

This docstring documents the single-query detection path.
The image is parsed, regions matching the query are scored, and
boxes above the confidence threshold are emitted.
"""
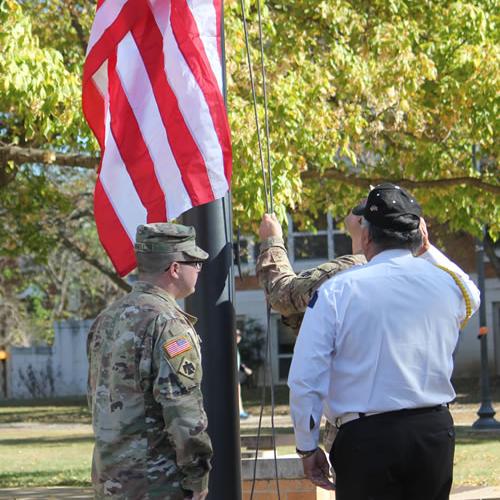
[330,406,455,500]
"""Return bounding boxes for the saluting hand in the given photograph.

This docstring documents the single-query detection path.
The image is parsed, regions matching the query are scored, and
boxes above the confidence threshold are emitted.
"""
[344,211,364,255]
[259,213,283,241]
[416,217,430,256]
[302,448,336,491]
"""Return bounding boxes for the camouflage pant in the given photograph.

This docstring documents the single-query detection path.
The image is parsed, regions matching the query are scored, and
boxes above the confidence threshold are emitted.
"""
[94,486,188,500]
[323,420,338,485]
[93,472,188,500]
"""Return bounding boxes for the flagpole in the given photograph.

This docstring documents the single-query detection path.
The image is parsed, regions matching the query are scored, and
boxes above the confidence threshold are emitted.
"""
[183,2,242,499]
[183,196,241,500]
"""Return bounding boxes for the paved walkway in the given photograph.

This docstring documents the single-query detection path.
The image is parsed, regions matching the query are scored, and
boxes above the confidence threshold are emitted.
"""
[0,486,499,499]
[0,488,93,499]
[451,486,500,500]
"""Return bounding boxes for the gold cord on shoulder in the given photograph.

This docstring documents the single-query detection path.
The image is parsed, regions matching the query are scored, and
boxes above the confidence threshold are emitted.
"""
[435,265,473,330]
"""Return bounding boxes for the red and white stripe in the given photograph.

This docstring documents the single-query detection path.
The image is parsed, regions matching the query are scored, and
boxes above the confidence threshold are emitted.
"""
[165,337,192,357]
[83,0,232,276]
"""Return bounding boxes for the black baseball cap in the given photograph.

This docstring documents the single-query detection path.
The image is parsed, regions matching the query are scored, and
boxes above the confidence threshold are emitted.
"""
[352,183,422,231]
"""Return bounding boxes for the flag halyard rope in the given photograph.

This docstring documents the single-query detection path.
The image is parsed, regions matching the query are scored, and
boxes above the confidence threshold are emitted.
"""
[239,0,268,213]
[255,0,274,214]
[239,1,280,499]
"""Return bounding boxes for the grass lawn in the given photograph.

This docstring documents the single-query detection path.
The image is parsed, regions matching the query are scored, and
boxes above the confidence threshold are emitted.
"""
[0,427,92,488]
[0,377,498,488]
[0,397,90,425]
[1,425,499,489]
[453,427,500,487]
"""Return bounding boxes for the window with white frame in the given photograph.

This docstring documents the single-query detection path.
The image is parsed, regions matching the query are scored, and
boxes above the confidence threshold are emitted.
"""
[274,316,296,382]
[237,236,257,271]
[237,212,353,276]
[286,212,353,272]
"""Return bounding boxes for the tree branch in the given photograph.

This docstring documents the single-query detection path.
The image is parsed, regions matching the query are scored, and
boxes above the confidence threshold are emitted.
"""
[302,169,500,195]
[2,144,498,195]
[0,144,98,170]
[60,236,131,292]
[68,6,89,55]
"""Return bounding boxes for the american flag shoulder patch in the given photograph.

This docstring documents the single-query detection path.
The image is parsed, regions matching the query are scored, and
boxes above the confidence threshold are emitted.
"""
[163,336,192,359]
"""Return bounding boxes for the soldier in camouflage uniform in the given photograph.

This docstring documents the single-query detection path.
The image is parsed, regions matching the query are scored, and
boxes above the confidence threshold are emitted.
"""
[255,211,366,462]
[87,223,212,500]
[256,212,366,333]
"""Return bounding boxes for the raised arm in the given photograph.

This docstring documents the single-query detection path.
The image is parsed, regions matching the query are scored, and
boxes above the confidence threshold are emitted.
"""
[417,218,480,322]
[256,213,365,317]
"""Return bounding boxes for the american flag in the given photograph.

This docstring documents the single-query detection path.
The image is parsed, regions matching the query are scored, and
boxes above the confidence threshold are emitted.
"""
[164,336,192,358]
[82,0,232,276]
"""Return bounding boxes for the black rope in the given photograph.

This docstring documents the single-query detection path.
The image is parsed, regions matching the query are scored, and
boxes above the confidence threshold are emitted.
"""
[239,1,280,499]
[255,0,274,214]
[239,0,271,213]
[249,306,269,499]
[266,302,281,498]
[249,303,281,500]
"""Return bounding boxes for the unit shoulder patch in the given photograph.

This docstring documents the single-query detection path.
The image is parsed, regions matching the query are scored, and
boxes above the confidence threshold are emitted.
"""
[179,358,197,379]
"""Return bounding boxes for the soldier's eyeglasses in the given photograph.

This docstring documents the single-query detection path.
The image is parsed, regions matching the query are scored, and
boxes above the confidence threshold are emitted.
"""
[181,261,203,271]
[165,261,203,273]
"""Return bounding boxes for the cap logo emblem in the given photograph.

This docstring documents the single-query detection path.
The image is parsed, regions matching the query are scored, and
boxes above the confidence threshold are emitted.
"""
[369,205,378,212]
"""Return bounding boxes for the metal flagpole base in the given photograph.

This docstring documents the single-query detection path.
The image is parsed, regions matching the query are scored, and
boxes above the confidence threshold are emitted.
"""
[472,417,500,429]
[472,404,500,429]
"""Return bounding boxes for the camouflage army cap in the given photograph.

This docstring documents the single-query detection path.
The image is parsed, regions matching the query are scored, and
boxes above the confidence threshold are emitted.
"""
[135,223,208,273]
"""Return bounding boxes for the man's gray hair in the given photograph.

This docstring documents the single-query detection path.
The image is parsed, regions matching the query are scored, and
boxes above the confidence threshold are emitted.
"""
[363,218,422,254]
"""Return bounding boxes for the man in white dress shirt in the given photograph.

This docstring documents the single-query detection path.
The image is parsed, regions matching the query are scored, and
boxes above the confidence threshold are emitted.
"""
[288,183,480,500]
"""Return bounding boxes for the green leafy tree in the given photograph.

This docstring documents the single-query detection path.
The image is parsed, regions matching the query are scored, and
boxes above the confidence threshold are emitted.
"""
[0,0,498,342]
[2,0,498,232]
[227,0,499,239]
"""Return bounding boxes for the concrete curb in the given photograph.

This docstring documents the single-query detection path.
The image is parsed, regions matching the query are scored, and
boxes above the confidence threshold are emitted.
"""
[450,486,500,500]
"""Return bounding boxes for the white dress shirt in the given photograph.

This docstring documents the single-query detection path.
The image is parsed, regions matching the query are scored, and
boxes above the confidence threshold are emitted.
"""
[288,245,480,450]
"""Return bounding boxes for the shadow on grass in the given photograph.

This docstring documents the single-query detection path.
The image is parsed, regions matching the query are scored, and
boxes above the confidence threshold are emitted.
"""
[0,397,91,425]
[452,376,500,405]
[0,407,91,424]
[0,435,94,446]
[0,397,87,408]
[455,425,500,445]
[0,470,91,488]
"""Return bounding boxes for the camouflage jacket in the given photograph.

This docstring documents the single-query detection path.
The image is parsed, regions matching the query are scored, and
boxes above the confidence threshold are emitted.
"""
[256,236,366,331]
[87,281,212,499]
